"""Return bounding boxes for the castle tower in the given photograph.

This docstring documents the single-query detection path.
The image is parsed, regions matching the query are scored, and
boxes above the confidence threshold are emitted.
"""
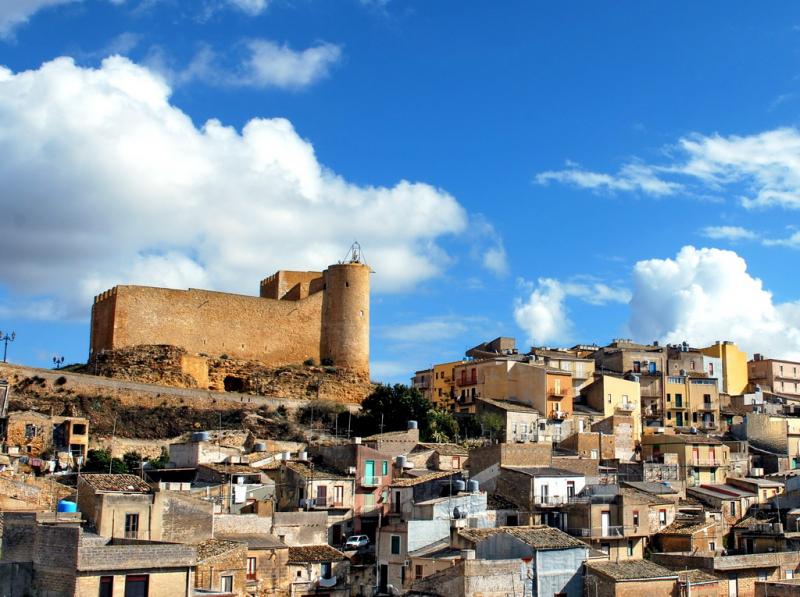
[320,255,370,377]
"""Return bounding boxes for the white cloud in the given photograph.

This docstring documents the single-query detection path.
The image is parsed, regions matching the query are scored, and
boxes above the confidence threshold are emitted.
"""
[536,127,800,210]
[700,225,758,241]
[149,40,342,90]
[536,162,682,196]
[514,279,572,346]
[0,56,471,320]
[227,0,268,15]
[514,276,631,346]
[628,246,800,360]
[763,231,800,248]
[381,317,468,344]
[0,0,77,38]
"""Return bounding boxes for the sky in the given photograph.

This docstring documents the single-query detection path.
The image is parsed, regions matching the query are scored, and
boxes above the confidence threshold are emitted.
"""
[1,1,800,382]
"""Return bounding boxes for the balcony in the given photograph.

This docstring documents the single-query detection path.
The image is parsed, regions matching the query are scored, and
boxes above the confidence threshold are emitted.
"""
[697,401,718,411]
[616,402,637,412]
[361,476,382,487]
[311,497,348,509]
[691,458,721,467]
[567,525,633,538]
[456,377,478,387]
[549,410,568,420]
[533,495,569,507]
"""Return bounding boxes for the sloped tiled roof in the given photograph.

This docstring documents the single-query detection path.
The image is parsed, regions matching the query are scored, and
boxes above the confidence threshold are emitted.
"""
[502,466,584,478]
[588,559,678,581]
[196,539,244,562]
[487,493,520,510]
[285,461,352,480]
[676,569,721,584]
[80,474,151,493]
[390,471,455,487]
[214,533,287,550]
[287,544,346,563]
[458,525,586,550]
[657,519,715,536]
[415,443,468,456]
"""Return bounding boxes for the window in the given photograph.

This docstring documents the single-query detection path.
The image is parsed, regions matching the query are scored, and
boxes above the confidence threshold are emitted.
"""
[334,485,344,506]
[627,540,634,556]
[708,362,714,376]
[124,513,139,539]
[124,575,149,597]
[786,570,794,580]
[554,379,561,395]
[659,509,667,525]
[590,449,598,459]
[730,501,737,516]
[567,481,575,498]
[391,535,401,555]
[452,457,460,468]
[364,493,375,508]
[72,423,87,435]
[675,393,683,407]
[382,460,388,476]
[633,361,641,373]
[247,557,257,580]
[633,511,639,527]
[415,564,423,580]
[394,491,401,513]
[24,424,36,439]
[758,570,768,582]
[709,541,716,552]
[321,562,332,579]
[600,543,610,555]
[607,393,612,404]
[221,576,233,592]
[666,393,671,402]
[99,576,113,597]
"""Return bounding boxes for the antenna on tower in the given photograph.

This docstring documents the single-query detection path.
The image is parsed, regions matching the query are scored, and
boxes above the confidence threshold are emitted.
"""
[342,241,365,265]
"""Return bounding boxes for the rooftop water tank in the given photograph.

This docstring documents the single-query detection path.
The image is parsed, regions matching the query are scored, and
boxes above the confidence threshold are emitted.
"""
[57,500,77,513]
[453,479,466,493]
[396,455,407,468]
[298,451,308,461]
[467,480,480,493]
[192,431,210,442]
[253,442,267,452]
[407,420,418,430]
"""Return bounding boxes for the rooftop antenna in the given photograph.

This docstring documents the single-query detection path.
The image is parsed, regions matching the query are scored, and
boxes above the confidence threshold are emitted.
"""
[341,241,365,265]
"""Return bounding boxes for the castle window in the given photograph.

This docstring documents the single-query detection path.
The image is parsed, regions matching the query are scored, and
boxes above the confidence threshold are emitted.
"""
[345,281,349,287]
[224,376,245,392]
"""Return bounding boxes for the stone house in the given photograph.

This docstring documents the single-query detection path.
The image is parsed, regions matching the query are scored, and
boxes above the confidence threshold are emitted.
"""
[0,511,196,597]
[214,532,290,597]
[655,519,722,553]
[270,511,329,546]
[652,551,800,597]
[585,559,679,597]
[687,483,758,536]
[748,355,800,399]
[408,442,468,471]
[274,459,355,545]
[582,374,642,442]
[363,423,421,457]
[495,466,585,524]
[77,473,214,543]
[286,545,349,597]
[195,539,248,596]
[740,413,800,469]
[1,410,88,460]
[641,432,730,487]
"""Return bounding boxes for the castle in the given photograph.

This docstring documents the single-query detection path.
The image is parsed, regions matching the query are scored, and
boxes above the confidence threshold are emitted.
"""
[89,252,370,393]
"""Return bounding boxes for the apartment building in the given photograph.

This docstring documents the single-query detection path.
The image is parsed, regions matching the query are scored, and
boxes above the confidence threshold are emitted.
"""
[641,432,730,486]
[582,375,642,441]
[749,355,800,399]
[663,374,720,431]
[528,347,596,396]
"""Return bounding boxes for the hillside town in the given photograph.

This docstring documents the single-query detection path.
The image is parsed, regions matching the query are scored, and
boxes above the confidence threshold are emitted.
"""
[1,320,800,596]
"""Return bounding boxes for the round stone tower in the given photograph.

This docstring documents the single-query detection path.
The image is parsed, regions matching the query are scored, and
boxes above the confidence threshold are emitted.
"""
[320,260,370,377]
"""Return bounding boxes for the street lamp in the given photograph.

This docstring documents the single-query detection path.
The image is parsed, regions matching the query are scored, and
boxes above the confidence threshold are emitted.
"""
[0,331,15,363]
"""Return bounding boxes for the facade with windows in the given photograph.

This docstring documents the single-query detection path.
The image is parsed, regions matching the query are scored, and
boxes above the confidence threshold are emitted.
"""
[749,354,800,398]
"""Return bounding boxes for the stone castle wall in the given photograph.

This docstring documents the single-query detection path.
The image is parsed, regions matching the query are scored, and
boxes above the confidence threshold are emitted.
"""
[89,263,371,394]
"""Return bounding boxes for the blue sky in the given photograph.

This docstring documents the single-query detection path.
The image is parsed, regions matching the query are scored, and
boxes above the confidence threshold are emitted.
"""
[2,1,800,382]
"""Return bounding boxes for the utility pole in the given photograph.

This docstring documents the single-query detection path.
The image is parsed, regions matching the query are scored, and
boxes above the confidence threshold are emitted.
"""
[108,418,116,474]
[0,331,15,363]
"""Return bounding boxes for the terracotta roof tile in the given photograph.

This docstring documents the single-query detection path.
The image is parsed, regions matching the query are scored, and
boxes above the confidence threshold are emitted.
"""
[287,545,346,563]
[80,474,151,493]
[588,559,679,581]
[390,471,455,487]
[285,461,352,480]
[196,539,244,562]
[458,525,586,550]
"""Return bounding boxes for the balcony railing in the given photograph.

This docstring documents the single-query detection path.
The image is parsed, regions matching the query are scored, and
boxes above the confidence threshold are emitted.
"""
[697,402,718,411]
[311,497,347,509]
[533,495,569,506]
[567,525,631,538]
[691,458,721,467]
[361,476,382,487]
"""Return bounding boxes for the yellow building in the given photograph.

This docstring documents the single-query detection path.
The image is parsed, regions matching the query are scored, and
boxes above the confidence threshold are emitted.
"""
[641,432,730,486]
[664,375,720,432]
[431,360,466,407]
[699,340,748,395]
[582,375,642,442]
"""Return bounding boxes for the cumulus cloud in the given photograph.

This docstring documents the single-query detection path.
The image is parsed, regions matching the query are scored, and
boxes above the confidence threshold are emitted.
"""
[536,127,800,210]
[227,0,268,15]
[0,56,471,320]
[514,277,631,346]
[700,225,758,242]
[628,246,800,359]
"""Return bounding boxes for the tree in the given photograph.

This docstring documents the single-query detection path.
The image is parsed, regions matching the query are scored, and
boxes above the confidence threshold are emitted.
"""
[426,408,460,443]
[122,451,142,474]
[147,447,170,470]
[358,384,432,435]
[476,412,505,441]
[83,448,127,474]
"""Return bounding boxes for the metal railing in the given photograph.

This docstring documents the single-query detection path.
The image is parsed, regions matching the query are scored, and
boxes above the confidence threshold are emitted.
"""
[533,495,569,506]
[567,525,634,538]
[691,458,721,466]
[312,497,347,509]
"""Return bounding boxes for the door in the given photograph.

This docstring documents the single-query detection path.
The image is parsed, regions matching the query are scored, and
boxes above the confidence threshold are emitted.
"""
[379,564,388,593]
[316,485,327,507]
[601,511,610,537]
[332,524,342,546]
[649,362,657,374]
[540,484,549,505]
[364,460,375,485]
[728,573,738,597]
[676,412,684,427]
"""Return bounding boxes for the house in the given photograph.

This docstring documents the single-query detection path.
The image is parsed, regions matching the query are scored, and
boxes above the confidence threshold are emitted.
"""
[641,432,730,486]
[213,532,290,597]
[581,374,642,441]
[528,346,596,396]
[655,518,722,553]
[699,340,748,396]
[1,410,88,461]
[286,545,349,597]
[195,539,248,596]
[748,354,800,399]
[408,443,469,471]
[474,396,548,443]
[0,511,196,597]
[585,559,679,597]
[77,473,214,543]
[495,466,585,525]
[687,483,759,533]
[739,413,800,469]
[663,374,721,432]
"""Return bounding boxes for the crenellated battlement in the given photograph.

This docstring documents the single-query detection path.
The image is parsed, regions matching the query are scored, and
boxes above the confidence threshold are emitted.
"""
[93,286,118,304]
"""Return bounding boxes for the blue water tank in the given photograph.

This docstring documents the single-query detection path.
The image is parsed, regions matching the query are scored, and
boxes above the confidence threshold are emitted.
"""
[57,500,77,513]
